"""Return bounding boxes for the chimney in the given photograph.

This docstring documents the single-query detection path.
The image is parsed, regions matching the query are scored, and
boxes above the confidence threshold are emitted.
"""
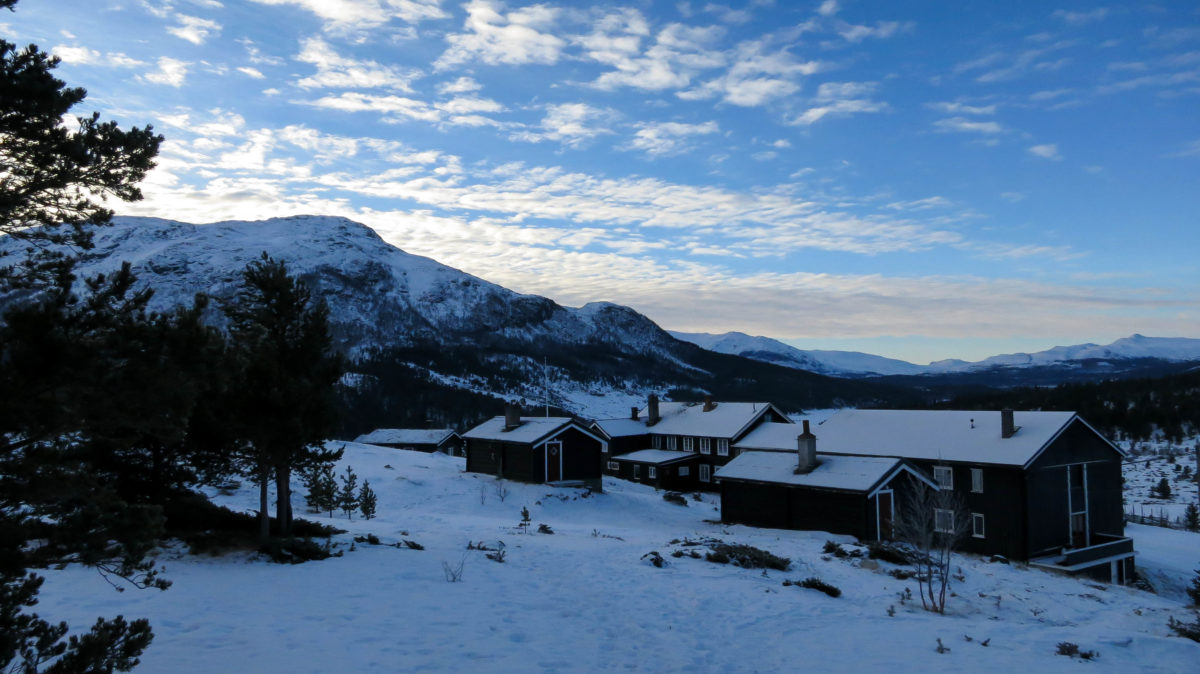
[503,402,521,431]
[647,394,661,426]
[630,406,639,421]
[702,396,717,412]
[795,420,817,474]
[1001,409,1015,439]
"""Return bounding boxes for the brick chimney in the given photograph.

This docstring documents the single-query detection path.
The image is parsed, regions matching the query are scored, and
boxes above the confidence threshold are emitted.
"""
[1001,409,1016,439]
[647,394,661,426]
[630,406,639,421]
[702,396,717,412]
[503,402,521,431]
[794,420,817,474]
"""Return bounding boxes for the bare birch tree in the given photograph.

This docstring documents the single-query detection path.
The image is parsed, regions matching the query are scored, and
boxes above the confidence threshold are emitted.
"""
[894,476,970,614]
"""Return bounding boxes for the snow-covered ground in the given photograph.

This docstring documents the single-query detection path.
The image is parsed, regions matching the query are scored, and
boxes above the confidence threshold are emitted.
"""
[1122,441,1200,526]
[34,442,1200,672]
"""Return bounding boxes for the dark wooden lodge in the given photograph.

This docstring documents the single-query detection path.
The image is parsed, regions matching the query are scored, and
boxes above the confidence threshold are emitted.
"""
[353,428,462,456]
[464,407,607,491]
[607,449,700,491]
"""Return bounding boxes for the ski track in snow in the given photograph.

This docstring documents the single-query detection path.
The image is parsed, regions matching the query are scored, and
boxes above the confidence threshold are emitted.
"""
[31,442,1200,673]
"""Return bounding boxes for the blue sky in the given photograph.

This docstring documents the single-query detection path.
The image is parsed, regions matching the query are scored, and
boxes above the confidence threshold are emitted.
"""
[6,0,1199,363]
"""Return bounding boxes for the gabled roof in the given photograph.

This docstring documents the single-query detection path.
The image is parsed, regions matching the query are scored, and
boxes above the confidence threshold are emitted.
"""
[463,416,606,447]
[591,417,648,439]
[610,449,698,465]
[592,401,790,440]
[715,451,930,494]
[792,409,1117,467]
[353,428,458,446]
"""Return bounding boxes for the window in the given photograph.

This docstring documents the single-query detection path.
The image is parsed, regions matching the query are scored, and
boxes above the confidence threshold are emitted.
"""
[971,468,983,493]
[699,438,711,454]
[633,465,641,479]
[717,439,729,456]
[648,466,657,479]
[934,508,954,533]
[678,466,690,477]
[607,461,619,471]
[666,436,678,451]
[699,464,711,483]
[972,513,985,538]
[683,437,694,452]
[933,466,953,490]
[652,435,662,449]
[601,443,607,453]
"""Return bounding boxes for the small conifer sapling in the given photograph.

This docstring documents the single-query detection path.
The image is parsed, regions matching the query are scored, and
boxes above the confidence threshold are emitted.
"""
[359,480,377,520]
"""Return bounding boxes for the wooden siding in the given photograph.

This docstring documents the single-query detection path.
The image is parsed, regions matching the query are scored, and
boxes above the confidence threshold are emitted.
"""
[465,426,604,489]
[721,482,873,540]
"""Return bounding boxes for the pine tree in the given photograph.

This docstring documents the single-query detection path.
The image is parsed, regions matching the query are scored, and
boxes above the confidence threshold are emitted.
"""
[338,466,359,520]
[223,254,343,540]
[1186,503,1200,532]
[303,464,338,516]
[358,480,377,520]
[1152,478,1172,500]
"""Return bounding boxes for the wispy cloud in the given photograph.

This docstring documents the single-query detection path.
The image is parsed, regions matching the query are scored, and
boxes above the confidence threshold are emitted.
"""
[679,39,822,106]
[167,14,222,45]
[141,57,189,87]
[436,0,565,70]
[933,116,1004,134]
[1052,8,1109,26]
[295,37,422,91]
[510,103,615,148]
[1028,143,1062,160]
[624,120,719,156]
[52,45,144,68]
[926,100,997,115]
[249,0,447,33]
[791,81,887,125]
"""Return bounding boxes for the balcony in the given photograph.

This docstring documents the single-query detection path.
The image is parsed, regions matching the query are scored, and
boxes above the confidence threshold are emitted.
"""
[1029,534,1135,575]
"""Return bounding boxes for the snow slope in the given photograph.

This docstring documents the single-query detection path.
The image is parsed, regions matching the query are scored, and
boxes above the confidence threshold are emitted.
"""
[31,442,1200,672]
[670,330,927,376]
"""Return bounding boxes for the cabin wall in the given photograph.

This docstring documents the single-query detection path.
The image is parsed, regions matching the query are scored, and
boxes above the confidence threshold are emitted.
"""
[721,481,871,539]
[906,460,1027,560]
[555,427,604,483]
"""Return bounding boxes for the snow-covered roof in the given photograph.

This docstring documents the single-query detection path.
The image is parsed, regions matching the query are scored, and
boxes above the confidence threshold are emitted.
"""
[592,417,649,438]
[610,449,698,465]
[463,417,592,445]
[354,428,458,446]
[794,410,1098,466]
[646,401,787,438]
[715,452,911,493]
[735,422,814,452]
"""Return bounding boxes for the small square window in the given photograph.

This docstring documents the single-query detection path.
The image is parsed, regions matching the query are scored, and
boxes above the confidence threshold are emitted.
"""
[934,466,953,490]
[717,439,729,456]
[607,461,619,471]
[934,508,954,533]
[678,466,690,477]
[648,466,657,479]
[972,513,985,538]
[971,468,983,493]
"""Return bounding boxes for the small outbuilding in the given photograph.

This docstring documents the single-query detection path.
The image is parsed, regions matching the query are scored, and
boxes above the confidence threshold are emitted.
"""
[607,449,699,491]
[353,428,462,456]
[464,408,607,490]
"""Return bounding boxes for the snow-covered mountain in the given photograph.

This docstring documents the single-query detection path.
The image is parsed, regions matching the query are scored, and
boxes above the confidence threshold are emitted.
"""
[673,330,1200,379]
[669,331,927,376]
[0,216,896,421]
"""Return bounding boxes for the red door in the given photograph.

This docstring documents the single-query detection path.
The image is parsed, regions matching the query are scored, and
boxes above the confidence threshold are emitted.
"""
[546,441,562,482]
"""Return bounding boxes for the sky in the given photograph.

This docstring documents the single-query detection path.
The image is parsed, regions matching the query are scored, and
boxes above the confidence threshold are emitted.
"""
[5,0,1199,364]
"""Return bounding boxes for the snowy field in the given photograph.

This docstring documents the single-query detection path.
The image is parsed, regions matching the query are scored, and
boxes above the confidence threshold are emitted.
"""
[1122,441,1200,526]
[35,442,1200,672]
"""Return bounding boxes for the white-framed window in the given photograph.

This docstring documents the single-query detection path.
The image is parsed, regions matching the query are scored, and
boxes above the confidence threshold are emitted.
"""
[601,442,607,453]
[682,437,694,452]
[699,464,711,483]
[648,466,657,479]
[972,513,985,538]
[698,437,710,454]
[934,465,953,490]
[633,465,641,479]
[934,508,954,533]
[717,439,729,456]
[607,461,619,471]
[971,468,983,493]
[652,435,663,449]
[678,466,690,477]
[666,436,677,451]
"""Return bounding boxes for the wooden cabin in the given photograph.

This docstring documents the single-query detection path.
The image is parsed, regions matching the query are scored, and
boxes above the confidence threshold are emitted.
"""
[463,408,607,491]
[353,428,462,456]
[607,449,700,491]
[732,410,1134,583]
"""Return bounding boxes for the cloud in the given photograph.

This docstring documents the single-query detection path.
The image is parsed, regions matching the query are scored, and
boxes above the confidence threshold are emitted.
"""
[168,14,222,44]
[436,76,482,95]
[510,103,615,148]
[295,37,421,91]
[791,81,887,126]
[1052,8,1109,25]
[436,0,566,70]
[142,57,189,87]
[1167,139,1200,158]
[238,66,266,79]
[956,41,1075,83]
[816,1,838,17]
[926,101,996,115]
[836,20,911,43]
[586,21,725,91]
[933,116,1004,134]
[248,0,447,32]
[624,120,719,156]
[680,39,822,106]
[52,45,144,68]
[1028,143,1062,160]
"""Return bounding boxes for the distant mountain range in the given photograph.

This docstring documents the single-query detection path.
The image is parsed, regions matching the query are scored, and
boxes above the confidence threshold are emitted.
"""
[670,330,1200,379]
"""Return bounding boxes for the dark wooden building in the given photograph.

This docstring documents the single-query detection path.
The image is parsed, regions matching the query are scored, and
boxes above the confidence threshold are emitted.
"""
[734,410,1134,582]
[354,428,462,456]
[607,449,700,491]
[463,411,607,491]
[591,396,791,489]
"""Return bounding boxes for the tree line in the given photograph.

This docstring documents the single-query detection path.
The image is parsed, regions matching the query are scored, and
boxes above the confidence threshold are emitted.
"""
[1,4,344,669]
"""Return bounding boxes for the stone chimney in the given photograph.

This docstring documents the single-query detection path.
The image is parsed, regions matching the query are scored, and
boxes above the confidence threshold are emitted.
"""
[795,420,817,474]
[630,406,639,421]
[702,396,717,412]
[503,402,521,431]
[1001,409,1016,439]
[647,394,661,426]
